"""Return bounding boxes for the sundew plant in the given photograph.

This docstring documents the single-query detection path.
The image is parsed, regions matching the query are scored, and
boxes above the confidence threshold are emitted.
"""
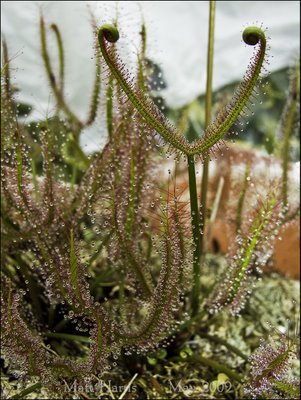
[1,1,300,399]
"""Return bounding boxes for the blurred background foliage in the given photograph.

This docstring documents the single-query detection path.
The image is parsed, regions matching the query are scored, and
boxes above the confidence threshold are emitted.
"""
[10,62,300,188]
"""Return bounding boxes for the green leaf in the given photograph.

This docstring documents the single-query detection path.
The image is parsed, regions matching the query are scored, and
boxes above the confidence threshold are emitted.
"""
[147,357,157,365]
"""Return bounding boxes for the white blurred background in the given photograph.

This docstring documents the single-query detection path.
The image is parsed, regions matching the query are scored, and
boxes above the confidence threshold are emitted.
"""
[1,1,300,151]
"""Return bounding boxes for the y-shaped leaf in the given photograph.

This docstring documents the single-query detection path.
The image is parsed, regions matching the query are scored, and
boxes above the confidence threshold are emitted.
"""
[98,24,267,156]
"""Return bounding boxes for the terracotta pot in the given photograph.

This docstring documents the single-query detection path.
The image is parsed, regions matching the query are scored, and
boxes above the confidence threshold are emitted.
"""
[154,143,300,279]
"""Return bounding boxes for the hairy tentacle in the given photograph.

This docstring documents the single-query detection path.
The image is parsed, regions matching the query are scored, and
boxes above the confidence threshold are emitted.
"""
[85,46,102,126]
[207,192,281,315]
[50,24,64,92]
[117,203,188,349]
[40,15,82,128]
[98,24,267,156]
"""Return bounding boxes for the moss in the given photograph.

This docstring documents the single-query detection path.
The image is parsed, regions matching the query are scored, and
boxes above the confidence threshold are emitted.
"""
[2,255,299,399]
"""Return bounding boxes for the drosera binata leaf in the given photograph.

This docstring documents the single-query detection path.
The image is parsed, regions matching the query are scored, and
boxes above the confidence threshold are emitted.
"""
[98,24,267,157]
[70,228,81,300]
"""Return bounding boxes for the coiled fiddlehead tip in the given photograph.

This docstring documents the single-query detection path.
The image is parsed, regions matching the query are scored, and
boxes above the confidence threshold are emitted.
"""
[98,24,119,43]
[242,26,265,46]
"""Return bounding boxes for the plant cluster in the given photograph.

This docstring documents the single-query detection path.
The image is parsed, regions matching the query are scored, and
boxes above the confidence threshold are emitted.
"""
[1,3,299,399]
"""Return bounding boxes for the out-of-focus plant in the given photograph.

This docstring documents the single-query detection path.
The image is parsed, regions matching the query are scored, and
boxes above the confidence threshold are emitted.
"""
[276,58,300,212]
[244,322,300,399]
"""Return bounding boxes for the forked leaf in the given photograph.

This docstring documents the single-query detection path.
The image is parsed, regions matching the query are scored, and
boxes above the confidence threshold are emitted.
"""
[98,24,267,157]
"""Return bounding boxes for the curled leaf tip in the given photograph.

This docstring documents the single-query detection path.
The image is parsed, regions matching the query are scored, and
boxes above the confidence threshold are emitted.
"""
[98,21,267,158]
[98,24,119,43]
[242,26,265,46]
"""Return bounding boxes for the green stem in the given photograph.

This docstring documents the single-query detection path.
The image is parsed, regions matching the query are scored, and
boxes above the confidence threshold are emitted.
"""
[188,155,202,316]
[191,355,243,382]
[9,383,42,400]
[281,58,300,212]
[199,331,249,361]
[170,309,207,336]
[199,0,216,258]
[53,318,69,332]
[170,355,242,382]
[236,162,250,232]
[44,332,90,343]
